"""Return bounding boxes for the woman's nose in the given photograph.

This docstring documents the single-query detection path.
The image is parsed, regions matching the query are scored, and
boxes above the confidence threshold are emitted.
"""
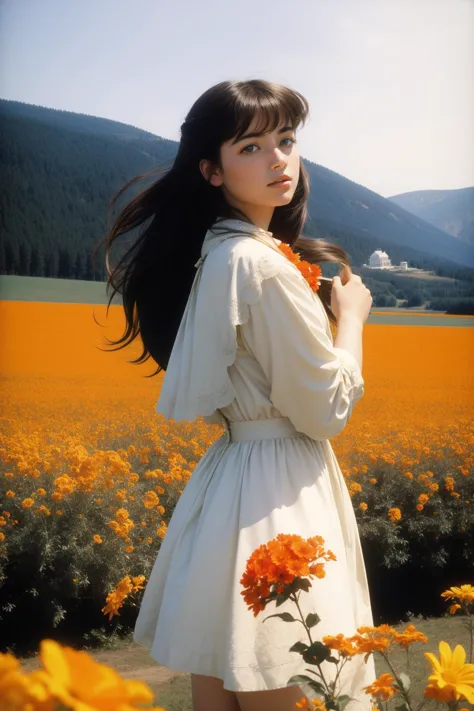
[269,146,287,168]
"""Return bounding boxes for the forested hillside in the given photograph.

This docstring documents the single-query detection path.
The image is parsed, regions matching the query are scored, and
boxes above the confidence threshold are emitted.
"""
[1,99,473,312]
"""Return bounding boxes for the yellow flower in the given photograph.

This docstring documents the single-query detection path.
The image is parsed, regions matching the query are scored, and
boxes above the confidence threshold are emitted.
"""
[0,532,5,542]
[424,640,474,703]
[32,639,165,710]
[441,585,474,604]
[5,491,15,498]
[0,652,52,710]
[93,534,103,544]
[21,498,34,509]
[359,502,368,511]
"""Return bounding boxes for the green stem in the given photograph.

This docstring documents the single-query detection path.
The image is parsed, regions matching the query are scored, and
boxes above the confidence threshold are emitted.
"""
[377,651,414,711]
[467,609,473,664]
[290,592,332,697]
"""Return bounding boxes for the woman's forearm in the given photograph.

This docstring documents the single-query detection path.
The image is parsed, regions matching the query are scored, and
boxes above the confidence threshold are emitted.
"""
[333,314,364,371]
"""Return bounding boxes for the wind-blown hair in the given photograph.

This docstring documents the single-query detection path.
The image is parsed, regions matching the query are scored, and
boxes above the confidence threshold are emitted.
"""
[92,79,351,376]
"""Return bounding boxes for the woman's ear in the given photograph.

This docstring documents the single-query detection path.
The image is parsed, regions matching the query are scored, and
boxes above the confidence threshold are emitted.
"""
[199,159,223,187]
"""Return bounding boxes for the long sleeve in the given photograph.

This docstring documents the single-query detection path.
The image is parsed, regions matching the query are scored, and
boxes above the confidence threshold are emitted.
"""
[238,264,365,441]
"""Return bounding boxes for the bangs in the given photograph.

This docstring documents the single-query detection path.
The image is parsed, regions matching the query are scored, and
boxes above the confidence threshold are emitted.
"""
[224,83,309,144]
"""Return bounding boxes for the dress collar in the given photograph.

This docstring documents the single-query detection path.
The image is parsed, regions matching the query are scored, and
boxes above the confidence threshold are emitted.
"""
[198,218,282,267]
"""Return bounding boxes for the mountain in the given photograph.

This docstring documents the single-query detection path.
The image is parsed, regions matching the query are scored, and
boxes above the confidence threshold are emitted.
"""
[388,188,474,246]
[1,98,474,275]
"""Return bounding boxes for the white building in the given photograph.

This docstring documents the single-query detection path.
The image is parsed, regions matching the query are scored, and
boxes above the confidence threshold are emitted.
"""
[369,249,392,269]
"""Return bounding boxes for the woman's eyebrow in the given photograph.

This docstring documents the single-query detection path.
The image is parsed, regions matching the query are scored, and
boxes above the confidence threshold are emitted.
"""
[231,125,294,145]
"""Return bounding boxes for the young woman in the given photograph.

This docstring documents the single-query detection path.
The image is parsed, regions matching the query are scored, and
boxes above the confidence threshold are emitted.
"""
[96,79,374,711]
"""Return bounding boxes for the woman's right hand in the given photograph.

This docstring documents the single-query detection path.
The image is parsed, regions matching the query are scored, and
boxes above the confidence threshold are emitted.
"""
[331,265,373,324]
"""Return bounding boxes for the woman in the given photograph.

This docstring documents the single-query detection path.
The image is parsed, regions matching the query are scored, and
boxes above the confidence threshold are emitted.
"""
[96,78,374,711]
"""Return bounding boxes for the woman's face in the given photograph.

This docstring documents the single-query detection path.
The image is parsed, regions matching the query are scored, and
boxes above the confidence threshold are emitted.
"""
[200,113,301,228]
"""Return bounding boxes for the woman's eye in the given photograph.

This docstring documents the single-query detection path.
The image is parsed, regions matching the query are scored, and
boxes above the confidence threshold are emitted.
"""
[241,136,297,154]
[241,144,258,154]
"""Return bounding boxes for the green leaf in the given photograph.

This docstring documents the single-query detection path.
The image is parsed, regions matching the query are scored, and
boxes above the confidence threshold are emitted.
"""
[335,694,356,711]
[287,675,327,700]
[262,612,297,624]
[289,641,309,653]
[275,593,289,608]
[295,578,312,593]
[305,612,320,629]
[302,641,332,665]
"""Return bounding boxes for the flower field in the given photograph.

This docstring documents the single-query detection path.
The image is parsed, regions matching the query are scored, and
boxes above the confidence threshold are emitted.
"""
[0,300,473,654]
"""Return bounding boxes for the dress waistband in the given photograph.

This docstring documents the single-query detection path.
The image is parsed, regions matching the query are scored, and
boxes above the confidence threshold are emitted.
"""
[220,415,302,442]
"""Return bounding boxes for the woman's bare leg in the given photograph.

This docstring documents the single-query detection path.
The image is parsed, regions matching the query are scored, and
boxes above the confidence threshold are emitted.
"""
[191,673,241,711]
[236,684,309,711]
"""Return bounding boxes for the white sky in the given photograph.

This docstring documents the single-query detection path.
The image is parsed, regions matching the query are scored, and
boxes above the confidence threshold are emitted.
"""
[1,0,473,197]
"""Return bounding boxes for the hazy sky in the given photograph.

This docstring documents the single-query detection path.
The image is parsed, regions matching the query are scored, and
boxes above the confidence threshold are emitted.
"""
[1,0,473,197]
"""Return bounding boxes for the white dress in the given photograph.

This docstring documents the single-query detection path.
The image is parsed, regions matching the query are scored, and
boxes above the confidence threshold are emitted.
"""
[133,218,377,706]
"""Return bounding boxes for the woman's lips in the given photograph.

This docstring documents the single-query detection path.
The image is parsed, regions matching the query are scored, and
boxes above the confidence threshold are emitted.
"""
[268,179,292,188]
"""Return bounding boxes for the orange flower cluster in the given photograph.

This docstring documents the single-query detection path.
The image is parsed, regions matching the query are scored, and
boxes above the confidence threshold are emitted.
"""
[278,242,322,292]
[101,574,146,621]
[240,533,336,617]
[322,623,428,662]
[108,507,135,539]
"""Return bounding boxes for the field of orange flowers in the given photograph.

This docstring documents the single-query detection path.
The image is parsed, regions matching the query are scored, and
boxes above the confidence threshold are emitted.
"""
[0,300,473,653]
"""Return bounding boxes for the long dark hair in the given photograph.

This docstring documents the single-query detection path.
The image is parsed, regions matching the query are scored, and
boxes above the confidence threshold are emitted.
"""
[92,79,351,377]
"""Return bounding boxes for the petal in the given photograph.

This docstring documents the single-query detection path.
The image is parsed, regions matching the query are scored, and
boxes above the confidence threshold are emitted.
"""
[456,684,474,704]
[123,679,155,703]
[451,644,467,670]
[425,652,442,675]
[458,666,474,684]
[438,641,453,668]
[40,640,72,689]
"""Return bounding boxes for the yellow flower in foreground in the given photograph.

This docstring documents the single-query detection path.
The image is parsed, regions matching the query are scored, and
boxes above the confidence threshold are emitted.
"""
[0,652,52,710]
[32,639,165,711]
[424,640,474,703]
[93,534,103,544]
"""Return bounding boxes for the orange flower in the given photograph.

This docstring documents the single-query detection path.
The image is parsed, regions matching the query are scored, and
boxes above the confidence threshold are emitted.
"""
[241,534,336,616]
[322,633,360,657]
[364,672,398,701]
[391,623,428,649]
[278,242,322,292]
[388,507,402,522]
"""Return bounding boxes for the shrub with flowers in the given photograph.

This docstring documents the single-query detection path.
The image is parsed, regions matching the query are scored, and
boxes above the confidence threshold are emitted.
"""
[240,533,474,711]
[0,407,221,653]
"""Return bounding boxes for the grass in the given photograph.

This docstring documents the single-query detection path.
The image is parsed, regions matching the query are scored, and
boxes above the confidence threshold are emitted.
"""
[149,614,474,709]
[19,612,474,710]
